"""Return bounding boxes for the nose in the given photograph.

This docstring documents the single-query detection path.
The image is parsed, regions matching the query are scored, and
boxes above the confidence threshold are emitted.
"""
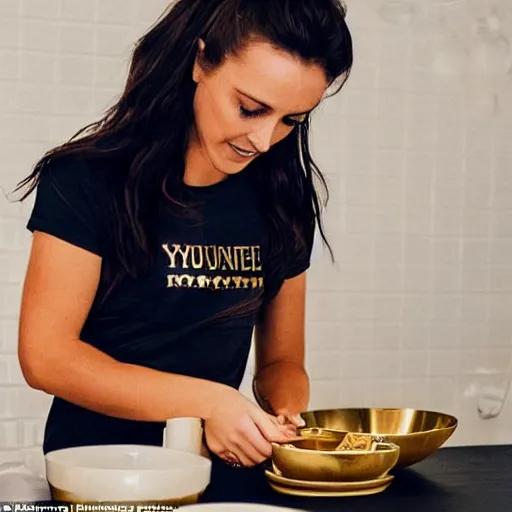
[247,121,276,154]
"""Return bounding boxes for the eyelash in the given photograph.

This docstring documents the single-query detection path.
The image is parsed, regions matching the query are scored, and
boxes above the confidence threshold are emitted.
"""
[239,105,305,127]
[239,105,263,118]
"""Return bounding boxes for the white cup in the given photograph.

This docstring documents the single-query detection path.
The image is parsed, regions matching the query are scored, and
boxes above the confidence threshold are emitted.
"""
[163,417,205,457]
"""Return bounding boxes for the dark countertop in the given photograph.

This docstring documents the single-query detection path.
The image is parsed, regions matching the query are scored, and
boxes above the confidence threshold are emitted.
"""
[201,444,512,511]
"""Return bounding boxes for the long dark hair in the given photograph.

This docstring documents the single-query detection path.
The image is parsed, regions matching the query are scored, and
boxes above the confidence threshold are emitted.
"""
[15,0,353,315]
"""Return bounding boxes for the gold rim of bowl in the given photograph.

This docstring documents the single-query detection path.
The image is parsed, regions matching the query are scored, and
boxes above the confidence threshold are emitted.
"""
[271,441,400,456]
[300,408,458,435]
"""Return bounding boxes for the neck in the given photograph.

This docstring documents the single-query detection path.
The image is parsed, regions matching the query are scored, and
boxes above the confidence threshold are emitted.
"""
[183,126,227,187]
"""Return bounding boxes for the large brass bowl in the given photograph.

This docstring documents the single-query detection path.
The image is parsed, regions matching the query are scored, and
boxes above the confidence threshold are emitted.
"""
[300,408,458,467]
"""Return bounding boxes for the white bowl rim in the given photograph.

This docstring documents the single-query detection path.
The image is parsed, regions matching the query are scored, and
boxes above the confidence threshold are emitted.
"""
[45,444,212,472]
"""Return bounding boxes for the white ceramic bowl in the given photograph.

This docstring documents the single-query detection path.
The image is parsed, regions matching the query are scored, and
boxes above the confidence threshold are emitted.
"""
[181,505,305,511]
[45,444,211,503]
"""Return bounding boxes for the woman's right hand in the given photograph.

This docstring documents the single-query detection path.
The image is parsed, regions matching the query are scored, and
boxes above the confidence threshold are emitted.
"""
[203,385,297,468]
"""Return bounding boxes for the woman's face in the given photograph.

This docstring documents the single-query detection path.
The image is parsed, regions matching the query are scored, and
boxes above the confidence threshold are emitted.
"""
[190,39,328,182]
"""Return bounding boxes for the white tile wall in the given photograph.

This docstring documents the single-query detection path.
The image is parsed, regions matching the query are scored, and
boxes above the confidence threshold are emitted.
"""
[0,0,512,476]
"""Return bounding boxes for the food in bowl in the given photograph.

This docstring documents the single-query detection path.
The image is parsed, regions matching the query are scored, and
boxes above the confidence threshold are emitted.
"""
[45,444,211,504]
[335,432,385,451]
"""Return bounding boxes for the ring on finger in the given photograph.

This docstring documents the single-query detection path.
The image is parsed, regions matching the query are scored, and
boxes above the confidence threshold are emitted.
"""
[221,450,244,468]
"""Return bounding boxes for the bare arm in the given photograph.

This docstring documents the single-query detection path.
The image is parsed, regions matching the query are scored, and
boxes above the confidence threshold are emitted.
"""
[252,272,310,417]
[18,232,228,422]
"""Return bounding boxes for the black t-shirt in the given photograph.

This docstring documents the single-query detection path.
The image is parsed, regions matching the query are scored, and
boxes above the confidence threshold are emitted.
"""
[26,155,312,453]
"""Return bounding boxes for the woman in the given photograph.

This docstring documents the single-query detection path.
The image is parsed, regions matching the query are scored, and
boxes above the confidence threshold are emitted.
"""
[16,0,353,473]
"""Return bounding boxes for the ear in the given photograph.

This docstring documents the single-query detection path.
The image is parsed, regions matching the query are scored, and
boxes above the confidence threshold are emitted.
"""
[192,38,206,84]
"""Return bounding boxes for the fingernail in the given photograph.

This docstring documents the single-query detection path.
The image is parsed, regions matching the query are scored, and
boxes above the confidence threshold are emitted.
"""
[291,414,305,426]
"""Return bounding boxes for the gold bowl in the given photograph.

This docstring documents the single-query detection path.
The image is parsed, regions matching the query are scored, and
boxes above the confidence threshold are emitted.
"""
[300,408,458,467]
[271,440,400,482]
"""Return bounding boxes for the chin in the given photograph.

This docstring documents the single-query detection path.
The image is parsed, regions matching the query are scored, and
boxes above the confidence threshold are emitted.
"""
[213,155,252,176]
[205,143,258,178]
[222,163,251,175]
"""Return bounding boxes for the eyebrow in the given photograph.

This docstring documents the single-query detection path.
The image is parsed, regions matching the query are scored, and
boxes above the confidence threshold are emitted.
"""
[235,88,317,117]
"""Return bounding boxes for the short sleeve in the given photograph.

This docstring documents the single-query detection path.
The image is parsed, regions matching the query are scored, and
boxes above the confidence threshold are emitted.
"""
[283,220,315,279]
[26,156,105,257]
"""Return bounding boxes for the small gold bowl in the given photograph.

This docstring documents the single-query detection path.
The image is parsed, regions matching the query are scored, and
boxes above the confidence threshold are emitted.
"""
[271,440,400,482]
[300,408,458,467]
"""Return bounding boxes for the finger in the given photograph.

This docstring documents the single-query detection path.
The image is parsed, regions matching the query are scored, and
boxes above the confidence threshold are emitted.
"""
[287,414,306,427]
[210,433,250,468]
[236,415,273,460]
[250,409,289,443]
[269,414,287,428]
[275,419,299,437]
[233,437,269,466]
[276,415,286,425]
[276,412,305,428]
[204,434,225,459]
[209,443,259,468]
[228,447,254,468]
[282,426,300,439]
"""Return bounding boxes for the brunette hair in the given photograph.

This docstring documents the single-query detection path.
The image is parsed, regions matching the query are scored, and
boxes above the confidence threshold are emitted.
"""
[15,0,353,315]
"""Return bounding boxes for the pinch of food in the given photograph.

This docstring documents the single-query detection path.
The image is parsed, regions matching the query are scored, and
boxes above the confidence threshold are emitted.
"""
[336,433,375,451]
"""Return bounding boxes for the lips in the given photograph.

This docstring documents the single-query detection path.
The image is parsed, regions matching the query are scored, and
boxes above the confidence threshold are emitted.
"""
[229,142,258,158]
